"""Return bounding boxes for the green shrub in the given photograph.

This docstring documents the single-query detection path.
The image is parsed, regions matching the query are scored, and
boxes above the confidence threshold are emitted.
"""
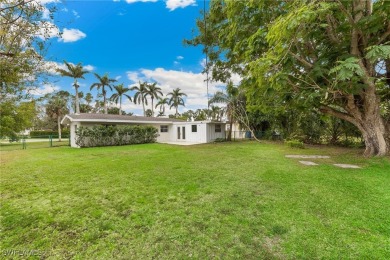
[75,125,158,148]
[30,130,70,138]
[285,139,305,149]
[214,138,226,143]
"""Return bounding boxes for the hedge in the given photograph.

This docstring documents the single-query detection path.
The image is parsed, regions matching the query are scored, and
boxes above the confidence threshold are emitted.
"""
[75,125,158,148]
[30,130,70,137]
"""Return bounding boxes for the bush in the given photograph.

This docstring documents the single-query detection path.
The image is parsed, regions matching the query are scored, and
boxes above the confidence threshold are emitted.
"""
[75,125,158,148]
[214,138,226,143]
[285,139,305,149]
[30,130,70,138]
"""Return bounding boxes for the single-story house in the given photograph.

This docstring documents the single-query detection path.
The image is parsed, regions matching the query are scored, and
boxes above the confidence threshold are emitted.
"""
[61,113,226,147]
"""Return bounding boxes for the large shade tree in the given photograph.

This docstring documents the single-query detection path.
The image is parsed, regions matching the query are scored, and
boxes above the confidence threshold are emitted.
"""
[90,73,116,114]
[110,84,132,115]
[56,61,89,114]
[188,0,390,156]
[167,88,187,117]
[0,0,58,100]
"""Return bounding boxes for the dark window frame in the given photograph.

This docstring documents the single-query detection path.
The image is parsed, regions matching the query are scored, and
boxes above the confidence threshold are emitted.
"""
[192,125,197,132]
[160,125,168,133]
[215,124,222,133]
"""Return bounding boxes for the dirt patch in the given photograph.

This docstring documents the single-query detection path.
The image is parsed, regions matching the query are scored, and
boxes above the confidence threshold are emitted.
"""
[299,161,319,166]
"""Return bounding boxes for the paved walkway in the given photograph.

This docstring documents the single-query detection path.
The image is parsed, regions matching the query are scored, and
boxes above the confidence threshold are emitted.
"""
[286,155,361,169]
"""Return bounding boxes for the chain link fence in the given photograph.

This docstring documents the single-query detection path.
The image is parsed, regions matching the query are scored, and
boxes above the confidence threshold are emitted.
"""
[0,135,70,151]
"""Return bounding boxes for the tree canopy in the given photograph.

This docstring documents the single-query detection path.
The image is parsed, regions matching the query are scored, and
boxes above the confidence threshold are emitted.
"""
[187,0,390,156]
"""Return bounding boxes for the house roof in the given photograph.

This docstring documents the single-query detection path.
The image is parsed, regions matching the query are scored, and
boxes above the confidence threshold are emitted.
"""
[61,113,185,125]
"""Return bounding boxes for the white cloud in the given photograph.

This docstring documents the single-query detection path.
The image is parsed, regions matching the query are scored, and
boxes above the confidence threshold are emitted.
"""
[29,84,60,96]
[83,65,95,71]
[166,0,196,11]
[176,55,184,60]
[115,76,122,81]
[59,28,86,43]
[124,0,195,11]
[72,10,80,19]
[125,68,240,114]
[36,0,60,4]
[44,61,95,75]
[113,0,120,2]
[42,7,51,19]
[36,22,60,39]
[125,0,158,3]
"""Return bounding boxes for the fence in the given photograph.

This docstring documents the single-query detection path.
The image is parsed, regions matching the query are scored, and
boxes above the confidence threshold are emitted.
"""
[229,131,282,141]
[0,135,70,151]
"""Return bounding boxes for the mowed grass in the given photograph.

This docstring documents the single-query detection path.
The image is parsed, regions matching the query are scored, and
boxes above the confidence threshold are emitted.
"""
[1,141,389,259]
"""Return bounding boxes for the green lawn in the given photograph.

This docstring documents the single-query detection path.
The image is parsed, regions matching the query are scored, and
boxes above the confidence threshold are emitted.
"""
[1,142,389,259]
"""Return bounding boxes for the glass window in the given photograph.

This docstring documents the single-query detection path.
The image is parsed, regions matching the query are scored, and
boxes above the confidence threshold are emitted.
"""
[215,124,222,133]
[192,125,197,132]
[160,125,168,133]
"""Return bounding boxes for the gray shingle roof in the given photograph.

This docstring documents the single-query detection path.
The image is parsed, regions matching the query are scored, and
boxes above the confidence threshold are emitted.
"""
[65,113,185,122]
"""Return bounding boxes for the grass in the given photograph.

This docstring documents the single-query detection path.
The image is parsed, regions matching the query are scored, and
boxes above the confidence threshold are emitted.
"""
[1,141,389,259]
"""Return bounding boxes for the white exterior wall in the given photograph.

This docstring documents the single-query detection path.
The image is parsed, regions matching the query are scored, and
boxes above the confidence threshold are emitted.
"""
[206,123,226,142]
[70,121,81,148]
[152,124,173,143]
[172,122,208,143]
[65,118,226,147]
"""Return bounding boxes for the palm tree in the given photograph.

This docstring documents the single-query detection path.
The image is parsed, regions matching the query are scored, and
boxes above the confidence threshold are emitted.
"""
[167,88,187,117]
[56,61,89,114]
[131,81,148,116]
[145,82,162,117]
[155,97,169,116]
[90,73,116,114]
[209,83,242,141]
[210,105,222,121]
[46,93,69,142]
[110,84,132,115]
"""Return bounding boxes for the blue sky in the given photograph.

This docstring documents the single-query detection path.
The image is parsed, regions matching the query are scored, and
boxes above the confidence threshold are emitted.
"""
[33,0,239,116]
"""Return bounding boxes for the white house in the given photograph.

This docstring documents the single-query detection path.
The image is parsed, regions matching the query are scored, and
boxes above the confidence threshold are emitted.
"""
[61,113,226,147]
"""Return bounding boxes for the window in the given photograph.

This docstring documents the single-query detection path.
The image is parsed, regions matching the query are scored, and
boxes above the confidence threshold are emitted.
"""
[192,125,197,132]
[215,124,222,133]
[160,125,168,133]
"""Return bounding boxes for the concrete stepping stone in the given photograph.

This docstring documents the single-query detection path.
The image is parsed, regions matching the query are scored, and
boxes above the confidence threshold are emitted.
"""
[286,155,330,159]
[334,164,361,169]
[299,161,319,166]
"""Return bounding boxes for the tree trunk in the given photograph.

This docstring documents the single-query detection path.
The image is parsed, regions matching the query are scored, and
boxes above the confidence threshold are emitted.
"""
[119,96,122,115]
[359,115,388,157]
[227,112,233,141]
[151,97,154,117]
[75,80,80,114]
[142,100,145,117]
[57,116,62,142]
[321,104,389,157]
[103,91,107,114]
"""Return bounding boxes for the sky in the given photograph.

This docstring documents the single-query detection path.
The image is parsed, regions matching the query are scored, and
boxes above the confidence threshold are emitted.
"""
[33,0,238,116]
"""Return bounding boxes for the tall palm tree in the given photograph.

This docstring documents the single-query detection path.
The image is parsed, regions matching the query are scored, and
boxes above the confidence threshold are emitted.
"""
[155,97,169,116]
[167,88,187,117]
[131,81,148,116]
[90,73,116,114]
[145,82,162,117]
[110,84,132,115]
[56,61,89,114]
[209,83,243,141]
